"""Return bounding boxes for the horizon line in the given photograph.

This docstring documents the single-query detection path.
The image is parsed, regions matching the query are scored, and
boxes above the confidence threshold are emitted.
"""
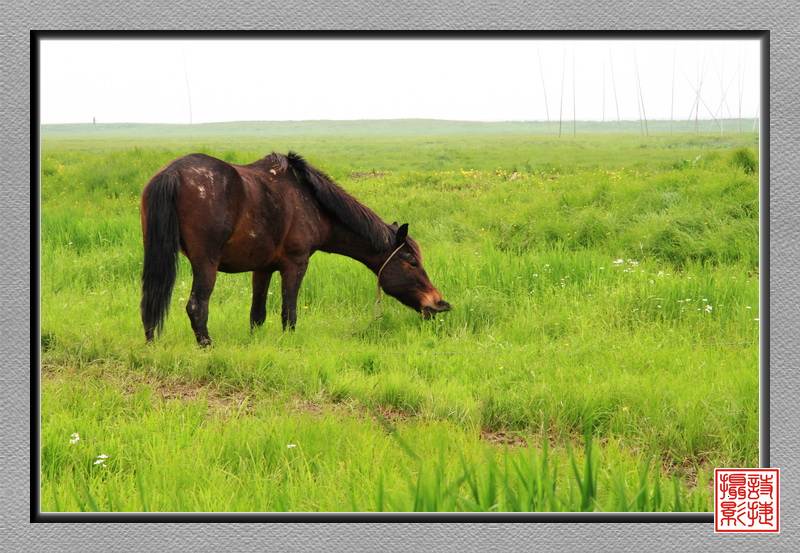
[40,116,759,126]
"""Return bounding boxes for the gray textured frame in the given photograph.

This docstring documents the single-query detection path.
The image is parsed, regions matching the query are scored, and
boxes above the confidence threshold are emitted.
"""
[7,2,797,551]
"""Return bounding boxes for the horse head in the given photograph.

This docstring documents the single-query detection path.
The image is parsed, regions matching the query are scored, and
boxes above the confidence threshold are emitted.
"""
[377,223,451,319]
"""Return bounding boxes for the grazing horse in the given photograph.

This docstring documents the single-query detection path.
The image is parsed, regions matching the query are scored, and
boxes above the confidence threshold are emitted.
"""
[140,151,450,346]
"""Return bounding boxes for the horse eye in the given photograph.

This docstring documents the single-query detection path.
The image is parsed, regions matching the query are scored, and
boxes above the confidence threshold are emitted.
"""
[408,260,419,269]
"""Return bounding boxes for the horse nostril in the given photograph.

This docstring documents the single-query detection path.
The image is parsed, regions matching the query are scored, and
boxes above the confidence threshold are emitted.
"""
[437,300,451,311]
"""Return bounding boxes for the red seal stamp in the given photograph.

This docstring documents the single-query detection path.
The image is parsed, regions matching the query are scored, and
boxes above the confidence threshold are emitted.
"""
[715,468,779,532]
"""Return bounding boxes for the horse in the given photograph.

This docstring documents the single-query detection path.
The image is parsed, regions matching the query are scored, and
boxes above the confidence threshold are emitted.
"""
[140,151,451,346]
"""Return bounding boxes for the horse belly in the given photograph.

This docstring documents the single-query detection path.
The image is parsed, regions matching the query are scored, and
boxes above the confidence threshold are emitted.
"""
[218,227,279,273]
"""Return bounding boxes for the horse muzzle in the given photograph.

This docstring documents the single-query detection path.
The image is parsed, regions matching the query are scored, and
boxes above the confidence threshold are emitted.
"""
[421,299,451,319]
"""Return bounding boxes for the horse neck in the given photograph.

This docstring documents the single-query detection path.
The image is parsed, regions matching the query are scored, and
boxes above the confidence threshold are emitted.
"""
[320,223,388,275]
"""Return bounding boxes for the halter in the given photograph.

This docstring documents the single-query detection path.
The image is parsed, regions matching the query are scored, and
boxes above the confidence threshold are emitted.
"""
[373,242,405,320]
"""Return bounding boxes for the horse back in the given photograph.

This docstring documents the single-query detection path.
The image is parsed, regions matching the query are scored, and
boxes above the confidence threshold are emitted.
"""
[152,153,329,273]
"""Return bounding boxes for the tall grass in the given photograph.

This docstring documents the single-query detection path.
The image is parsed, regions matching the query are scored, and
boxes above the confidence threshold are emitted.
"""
[40,126,759,512]
[42,370,713,512]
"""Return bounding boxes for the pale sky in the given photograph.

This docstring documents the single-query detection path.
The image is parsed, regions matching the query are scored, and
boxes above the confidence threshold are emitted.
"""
[39,38,761,125]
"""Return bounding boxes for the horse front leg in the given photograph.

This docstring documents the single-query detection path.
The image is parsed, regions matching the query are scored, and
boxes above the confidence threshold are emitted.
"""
[279,258,309,331]
[250,270,273,330]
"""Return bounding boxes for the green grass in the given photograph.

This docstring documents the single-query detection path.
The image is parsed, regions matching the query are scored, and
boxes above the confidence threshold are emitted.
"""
[39,121,759,512]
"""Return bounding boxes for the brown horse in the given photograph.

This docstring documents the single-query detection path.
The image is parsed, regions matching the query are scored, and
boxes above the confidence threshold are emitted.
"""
[140,151,450,346]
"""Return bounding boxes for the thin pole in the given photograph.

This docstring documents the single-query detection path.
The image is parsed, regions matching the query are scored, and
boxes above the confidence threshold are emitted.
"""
[183,48,193,126]
[739,44,747,134]
[537,43,551,134]
[711,50,731,135]
[677,63,723,133]
[670,46,675,135]
[559,44,566,138]
[695,43,704,135]
[695,43,699,134]
[602,60,606,125]
[633,43,648,137]
[635,75,644,136]
[738,44,742,133]
[633,44,644,136]
[572,42,576,137]
[720,43,730,130]
[608,43,621,134]
[711,54,721,135]
[714,69,741,135]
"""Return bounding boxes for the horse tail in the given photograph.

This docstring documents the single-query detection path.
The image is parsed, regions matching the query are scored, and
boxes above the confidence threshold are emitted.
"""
[140,170,181,340]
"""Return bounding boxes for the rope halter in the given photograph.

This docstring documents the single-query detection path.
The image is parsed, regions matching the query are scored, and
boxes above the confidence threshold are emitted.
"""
[373,242,405,320]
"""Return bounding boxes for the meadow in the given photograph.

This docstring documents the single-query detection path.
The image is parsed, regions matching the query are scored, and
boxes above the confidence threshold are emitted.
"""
[39,120,760,513]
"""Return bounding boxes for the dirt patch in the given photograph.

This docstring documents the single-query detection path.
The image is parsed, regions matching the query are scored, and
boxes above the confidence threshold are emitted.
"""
[153,383,254,418]
[374,405,411,425]
[154,382,200,401]
[348,171,388,178]
[480,430,529,449]
[41,364,250,417]
[288,396,410,427]
[41,362,63,377]
[205,390,253,418]
[660,454,718,491]
[289,396,358,419]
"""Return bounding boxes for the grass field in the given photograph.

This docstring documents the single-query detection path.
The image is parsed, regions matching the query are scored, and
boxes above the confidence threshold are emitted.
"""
[39,120,760,512]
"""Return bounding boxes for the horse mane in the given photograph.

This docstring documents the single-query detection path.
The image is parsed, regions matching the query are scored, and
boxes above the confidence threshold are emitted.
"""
[282,152,394,251]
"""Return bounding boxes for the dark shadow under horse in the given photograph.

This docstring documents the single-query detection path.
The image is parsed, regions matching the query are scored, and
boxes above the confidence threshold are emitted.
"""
[140,151,450,346]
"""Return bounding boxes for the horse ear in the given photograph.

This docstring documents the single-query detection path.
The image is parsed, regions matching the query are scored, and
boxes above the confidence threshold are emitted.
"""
[391,221,399,228]
[395,223,409,246]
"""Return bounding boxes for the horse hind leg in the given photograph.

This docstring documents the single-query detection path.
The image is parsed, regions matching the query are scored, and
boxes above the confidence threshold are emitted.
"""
[186,260,218,347]
[279,258,309,331]
[250,270,273,330]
